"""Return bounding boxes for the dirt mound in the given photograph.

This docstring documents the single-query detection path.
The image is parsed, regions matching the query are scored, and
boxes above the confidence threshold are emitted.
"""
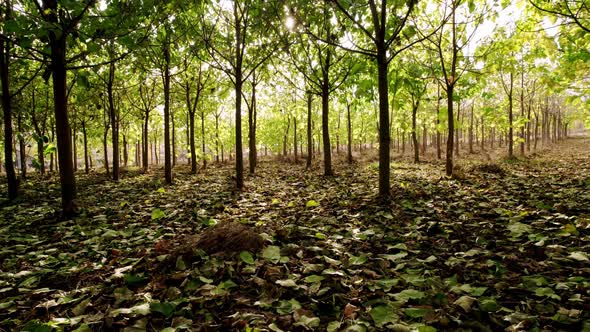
[471,163,506,176]
[193,222,264,255]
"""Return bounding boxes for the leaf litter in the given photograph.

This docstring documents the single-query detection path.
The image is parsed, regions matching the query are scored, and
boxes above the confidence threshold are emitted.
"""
[0,138,589,331]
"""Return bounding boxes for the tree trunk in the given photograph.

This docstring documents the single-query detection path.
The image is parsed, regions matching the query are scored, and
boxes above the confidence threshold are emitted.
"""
[411,103,419,163]
[321,74,333,176]
[293,116,298,162]
[215,113,220,163]
[189,111,197,173]
[469,103,474,153]
[508,74,514,158]
[18,113,26,179]
[0,4,18,199]
[455,101,460,157]
[306,92,312,168]
[123,133,128,167]
[347,102,353,164]
[201,113,206,169]
[163,40,172,184]
[377,48,390,197]
[82,121,89,174]
[436,84,441,160]
[108,61,119,181]
[47,20,77,216]
[172,110,176,167]
[103,129,109,176]
[248,76,257,173]
[445,84,455,176]
[283,115,290,158]
[143,115,149,172]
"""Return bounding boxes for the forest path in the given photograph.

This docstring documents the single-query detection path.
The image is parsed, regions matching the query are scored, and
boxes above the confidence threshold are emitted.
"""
[0,137,588,331]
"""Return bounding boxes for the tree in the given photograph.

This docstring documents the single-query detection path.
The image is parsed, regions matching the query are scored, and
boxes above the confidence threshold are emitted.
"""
[202,0,279,189]
[327,0,424,199]
[285,4,354,176]
[529,0,589,33]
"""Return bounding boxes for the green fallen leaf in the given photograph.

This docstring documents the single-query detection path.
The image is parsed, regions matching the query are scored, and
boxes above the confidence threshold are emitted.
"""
[240,251,255,264]
[370,304,398,327]
[262,246,281,264]
[151,208,166,221]
[393,289,426,302]
[306,200,319,208]
[150,301,177,317]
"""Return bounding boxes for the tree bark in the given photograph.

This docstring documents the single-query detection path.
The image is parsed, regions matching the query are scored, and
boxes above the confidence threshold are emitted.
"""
[411,102,419,163]
[163,39,172,184]
[377,47,390,197]
[293,116,298,162]
[82,121,89,174]
[321,54,333,176]
[201,112,206,169]
[0,16,18,199]
[108,61,119,181]
[18,112,26,178]
[347,101,353,164]
[306,91,312,168]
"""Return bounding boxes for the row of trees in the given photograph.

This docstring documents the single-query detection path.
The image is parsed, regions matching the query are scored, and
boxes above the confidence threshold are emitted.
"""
[1,0,588,216]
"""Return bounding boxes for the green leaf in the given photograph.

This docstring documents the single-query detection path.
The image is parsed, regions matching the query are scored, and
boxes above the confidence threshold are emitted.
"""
[304,275,325,283]
[240,251,255,264]
[327,321,342,332]
[262,246,281,264]
[349,255,368,265]
[393,289,426,302]
[479,298,499,312]
[306,200,319,208]
[275,298,301,315]
[370,304,399,327]
[151,208,166,221]
[150,301,177,317]
[294,315,320,329]
[404,307,431,318]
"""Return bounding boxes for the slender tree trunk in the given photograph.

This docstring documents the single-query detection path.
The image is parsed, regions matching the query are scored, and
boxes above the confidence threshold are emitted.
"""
[293,116,298,162]
[306,92,312,168]
[189,111,197,173]
[163,40,172,184]
[142,115,149,172]
[103,129,109,176]
[527,102,532,152]
[108,61,119,181]
[0,3,18,199]
[248,76,257,173]
[123,133,128,167]
[481,117,485,151]
[436,84,441,160]
[411,102,419,163]
[172,110,176,167]
[49,25,77,215]
[469,103,474,153]
[446,84,455,176]
[421,124,427,156]
[215,113,220,163]
[82,121,89,174]
[283,115,290,158]
[508,77,514,158]
[377,47,390,197]
[201,112,206,169]
[321,75,333,176]
[347,102,353,164]
[50,121,55,172]
[455,101,460,157]
[18,113,26,178]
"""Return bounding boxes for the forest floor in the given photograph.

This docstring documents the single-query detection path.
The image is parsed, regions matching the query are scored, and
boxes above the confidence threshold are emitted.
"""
[0,137,589,332]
